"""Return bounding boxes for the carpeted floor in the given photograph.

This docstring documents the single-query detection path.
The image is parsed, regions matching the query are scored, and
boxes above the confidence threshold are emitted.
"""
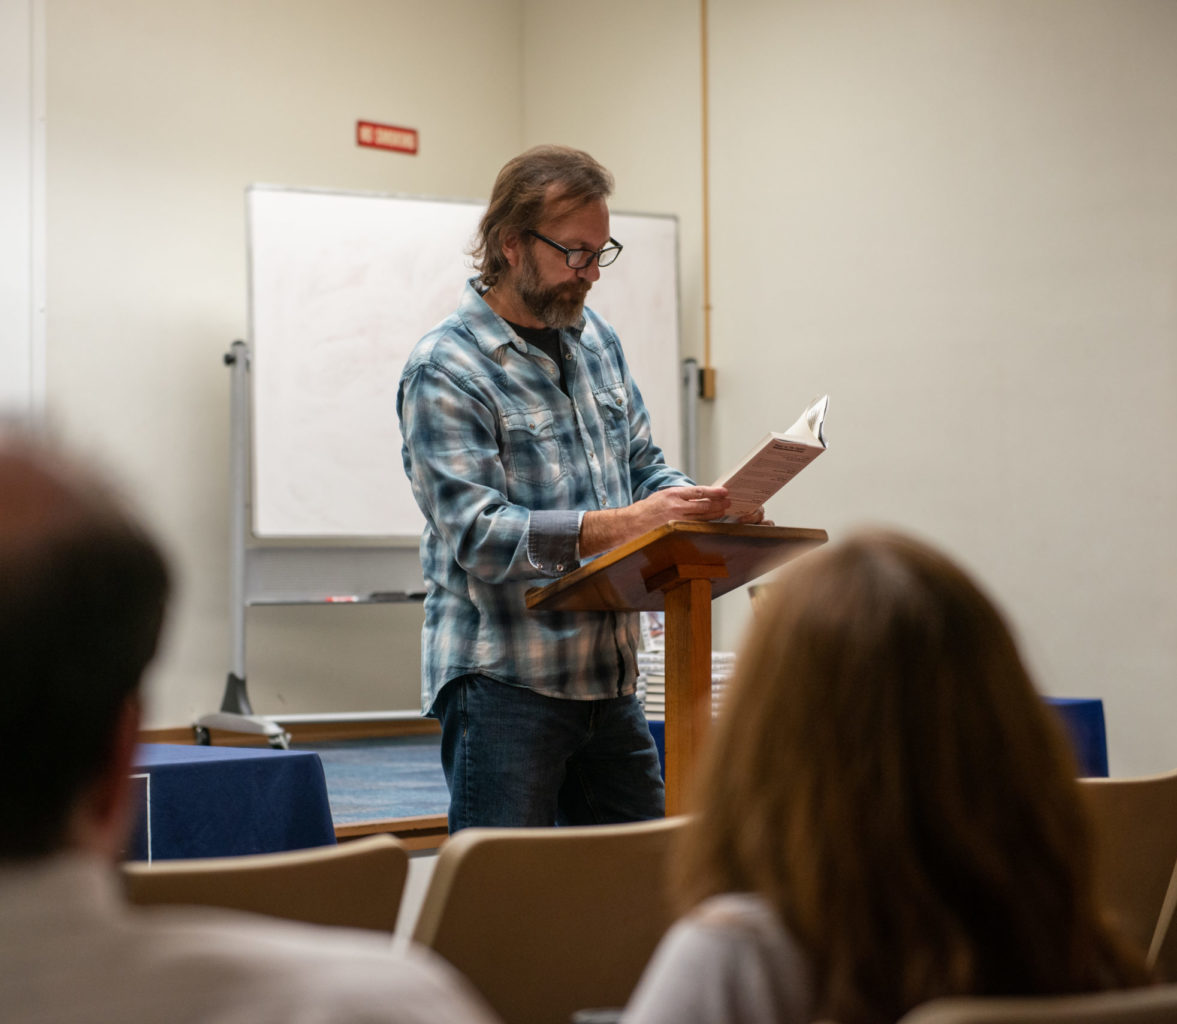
[302,696,1106,830]
[301,736,449,825]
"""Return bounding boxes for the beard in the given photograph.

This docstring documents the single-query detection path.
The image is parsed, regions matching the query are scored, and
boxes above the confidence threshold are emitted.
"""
[514,247,591,329]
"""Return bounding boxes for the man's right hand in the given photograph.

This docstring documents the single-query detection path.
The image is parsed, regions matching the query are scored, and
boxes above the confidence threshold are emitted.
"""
[579,486,731,559]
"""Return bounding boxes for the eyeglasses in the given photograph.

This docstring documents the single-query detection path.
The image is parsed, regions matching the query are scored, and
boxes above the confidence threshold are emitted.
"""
[527,230,623,269]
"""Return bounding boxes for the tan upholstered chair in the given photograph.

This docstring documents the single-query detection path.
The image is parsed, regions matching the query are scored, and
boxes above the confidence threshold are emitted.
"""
[411,817,686,1024]
[1081,771,1177,959]
[122,834,408,932]
[897,985,1177,1024]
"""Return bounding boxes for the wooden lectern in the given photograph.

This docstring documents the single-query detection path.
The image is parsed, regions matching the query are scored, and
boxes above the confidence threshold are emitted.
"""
[525,522,827,814]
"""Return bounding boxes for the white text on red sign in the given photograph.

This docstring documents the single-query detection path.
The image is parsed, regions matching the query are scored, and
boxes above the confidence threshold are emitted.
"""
[356,121,418,155]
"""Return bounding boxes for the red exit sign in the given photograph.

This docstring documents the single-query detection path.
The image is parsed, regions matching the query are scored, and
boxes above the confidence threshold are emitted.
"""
[357,121,418,155]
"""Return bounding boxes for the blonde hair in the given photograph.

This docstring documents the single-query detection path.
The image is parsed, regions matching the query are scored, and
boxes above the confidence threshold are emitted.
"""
[677,529,1147,1024]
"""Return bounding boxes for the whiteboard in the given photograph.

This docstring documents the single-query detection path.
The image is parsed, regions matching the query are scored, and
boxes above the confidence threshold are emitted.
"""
[247,185,682,538]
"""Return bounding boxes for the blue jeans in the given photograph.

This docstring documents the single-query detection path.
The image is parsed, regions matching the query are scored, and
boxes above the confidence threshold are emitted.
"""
[434,674,665,832]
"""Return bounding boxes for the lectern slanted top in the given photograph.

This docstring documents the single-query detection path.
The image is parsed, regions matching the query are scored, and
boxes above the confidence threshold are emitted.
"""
[526,521,827,814]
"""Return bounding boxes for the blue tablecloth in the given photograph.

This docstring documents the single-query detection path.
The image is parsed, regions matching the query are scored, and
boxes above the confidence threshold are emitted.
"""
[645,696,1109,780]
[126,744,336,861]
[1046,697,1109,777]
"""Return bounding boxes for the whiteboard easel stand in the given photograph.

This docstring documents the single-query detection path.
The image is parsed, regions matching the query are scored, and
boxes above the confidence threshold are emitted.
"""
[194,342,291,748]
[192,341,427,748]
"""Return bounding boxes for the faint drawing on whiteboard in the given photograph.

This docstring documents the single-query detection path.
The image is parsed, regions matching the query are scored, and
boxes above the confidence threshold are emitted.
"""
[247,186,681,538]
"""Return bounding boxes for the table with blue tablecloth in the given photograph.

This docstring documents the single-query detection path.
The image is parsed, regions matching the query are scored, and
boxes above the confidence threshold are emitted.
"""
[126,743,336,861]
[645,696,1109,780]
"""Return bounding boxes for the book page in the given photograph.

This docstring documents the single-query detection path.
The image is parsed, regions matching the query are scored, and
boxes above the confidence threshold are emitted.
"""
[713,395,828,517]
[720,439,824,516]
[786,394,829,445]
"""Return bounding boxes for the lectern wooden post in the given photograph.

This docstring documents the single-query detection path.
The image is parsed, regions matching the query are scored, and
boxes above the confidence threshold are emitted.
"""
[525,522,827,815]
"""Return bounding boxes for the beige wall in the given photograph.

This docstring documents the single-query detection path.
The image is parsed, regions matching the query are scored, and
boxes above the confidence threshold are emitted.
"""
[705,0,1177,777]
[526,1,1177,774]
[45,0,524,725]
[521,0,713,467]
[40,1,1177,774]
[1,0,44,417]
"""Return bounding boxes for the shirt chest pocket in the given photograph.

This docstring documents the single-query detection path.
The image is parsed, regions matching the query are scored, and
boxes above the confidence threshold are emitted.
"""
[501,408,568,489]
[593,384,630,460]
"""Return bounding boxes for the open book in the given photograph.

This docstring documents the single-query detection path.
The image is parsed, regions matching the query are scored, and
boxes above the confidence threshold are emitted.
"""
[713,395,829,517]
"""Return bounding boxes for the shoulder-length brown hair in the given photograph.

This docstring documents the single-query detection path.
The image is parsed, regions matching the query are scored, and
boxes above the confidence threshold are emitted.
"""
[676,529,1147,1024]
[472,145,613,289]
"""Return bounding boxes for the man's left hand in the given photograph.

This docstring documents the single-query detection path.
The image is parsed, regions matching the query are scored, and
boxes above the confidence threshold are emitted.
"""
[735,506,772,526]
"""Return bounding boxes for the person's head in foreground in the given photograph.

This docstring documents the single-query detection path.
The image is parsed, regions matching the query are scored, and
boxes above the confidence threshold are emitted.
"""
[641,529,1149,1024]
[0,434,170,863]
[0,433,505,1024]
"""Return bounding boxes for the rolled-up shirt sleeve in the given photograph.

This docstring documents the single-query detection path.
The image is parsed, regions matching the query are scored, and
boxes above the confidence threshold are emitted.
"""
[528,509,582,574]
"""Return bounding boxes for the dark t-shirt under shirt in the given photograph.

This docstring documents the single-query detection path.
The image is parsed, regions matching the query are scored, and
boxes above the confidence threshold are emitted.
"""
[507,320,567,394]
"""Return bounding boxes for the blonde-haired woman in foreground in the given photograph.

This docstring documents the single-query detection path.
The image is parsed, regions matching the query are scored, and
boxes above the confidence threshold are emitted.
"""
[624,529,1149,1024]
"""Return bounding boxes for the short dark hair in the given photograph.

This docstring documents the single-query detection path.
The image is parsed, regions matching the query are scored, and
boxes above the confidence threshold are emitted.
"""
[0,437,170,859]
[473,145,614,289]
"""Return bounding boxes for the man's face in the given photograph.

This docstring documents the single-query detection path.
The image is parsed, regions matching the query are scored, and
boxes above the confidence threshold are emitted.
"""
[510,197,610,329]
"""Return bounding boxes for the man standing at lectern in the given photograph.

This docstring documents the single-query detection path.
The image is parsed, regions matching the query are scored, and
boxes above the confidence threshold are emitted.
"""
[398,145,763,831]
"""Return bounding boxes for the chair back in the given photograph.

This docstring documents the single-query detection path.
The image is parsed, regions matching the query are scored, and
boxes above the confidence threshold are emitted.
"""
[1081,771,1177,957]
[897,985,1177,1024]
[1149,858,1177,982]
[411,816,686,1024]
[122,834,408,932]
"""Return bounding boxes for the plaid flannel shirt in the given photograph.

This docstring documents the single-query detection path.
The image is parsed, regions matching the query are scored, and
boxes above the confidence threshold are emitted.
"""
[397,279,692,713]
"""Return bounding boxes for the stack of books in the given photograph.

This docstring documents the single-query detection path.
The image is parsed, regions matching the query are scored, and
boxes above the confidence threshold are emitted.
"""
[636,614,735,721]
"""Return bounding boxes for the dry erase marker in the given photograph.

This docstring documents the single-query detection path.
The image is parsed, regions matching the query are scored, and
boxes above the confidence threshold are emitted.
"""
[325,595,359,603]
